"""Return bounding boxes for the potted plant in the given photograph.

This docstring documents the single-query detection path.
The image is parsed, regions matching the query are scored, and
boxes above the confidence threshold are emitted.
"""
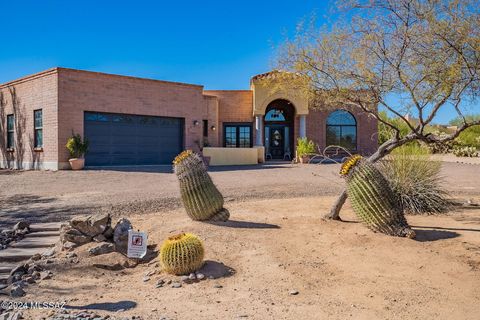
[66,133,89,170]
[296,137,316,164]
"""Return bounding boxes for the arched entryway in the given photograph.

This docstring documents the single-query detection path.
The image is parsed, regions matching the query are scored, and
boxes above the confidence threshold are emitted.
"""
[264,99,295,160]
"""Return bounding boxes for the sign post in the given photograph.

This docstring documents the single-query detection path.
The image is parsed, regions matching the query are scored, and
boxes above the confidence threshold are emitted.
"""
[127,230,148,259]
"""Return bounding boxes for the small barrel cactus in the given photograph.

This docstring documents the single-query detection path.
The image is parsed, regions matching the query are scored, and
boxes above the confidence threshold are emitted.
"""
[173,150,230,221]
[340,155,416,238]
[160,233,205,275]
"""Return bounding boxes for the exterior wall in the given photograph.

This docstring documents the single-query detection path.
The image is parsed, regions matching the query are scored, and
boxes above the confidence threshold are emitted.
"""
[203,90,254,147]
[305,107,378,156]
[202,95,219,147]
[251,77,309,116]
[57,68,208,168]
[0,70,59,170]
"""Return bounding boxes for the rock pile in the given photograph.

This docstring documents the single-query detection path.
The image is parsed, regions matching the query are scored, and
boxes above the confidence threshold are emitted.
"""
[0,221,30,250]
[2,252,55,298]
[60,214,132,255]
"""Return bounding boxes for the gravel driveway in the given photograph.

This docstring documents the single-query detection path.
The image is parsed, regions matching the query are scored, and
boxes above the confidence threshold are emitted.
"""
[0,161,478,227]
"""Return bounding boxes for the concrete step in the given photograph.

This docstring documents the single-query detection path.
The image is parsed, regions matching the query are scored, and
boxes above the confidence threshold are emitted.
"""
[0,273,9,284]
[25,231,60,238]
[29,222,62,232]
[0,247,49,263]
[10,236,58,249]
[0,263,16,274]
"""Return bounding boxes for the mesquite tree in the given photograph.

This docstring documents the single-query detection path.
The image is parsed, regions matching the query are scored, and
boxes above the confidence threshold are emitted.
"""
[274,0,480,220]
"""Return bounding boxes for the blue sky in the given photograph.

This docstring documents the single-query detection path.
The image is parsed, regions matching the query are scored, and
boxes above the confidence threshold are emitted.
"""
[0,0,475,124]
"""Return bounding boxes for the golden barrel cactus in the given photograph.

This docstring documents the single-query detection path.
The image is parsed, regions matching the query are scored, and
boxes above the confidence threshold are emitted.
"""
[160,233,205,275]
[340,155,416,238]
[173,150,230,221]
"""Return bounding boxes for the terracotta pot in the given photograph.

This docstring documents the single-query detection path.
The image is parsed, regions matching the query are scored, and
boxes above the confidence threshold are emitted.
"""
[69,158,85,170]
[299,155,311,164]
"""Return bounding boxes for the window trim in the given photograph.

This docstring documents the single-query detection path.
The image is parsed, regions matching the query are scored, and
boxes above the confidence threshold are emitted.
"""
[6,114,14,149]
[326,110,357,151]
[34,109,43,148]
[223,122,253,148]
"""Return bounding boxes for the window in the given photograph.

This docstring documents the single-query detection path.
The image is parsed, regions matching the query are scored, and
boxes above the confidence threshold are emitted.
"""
[34,109,43,148]
[326,110,357,150]
[265,108,286,121]
[7,114,14,149]
[223,123,252,148]
[203,120,208,138]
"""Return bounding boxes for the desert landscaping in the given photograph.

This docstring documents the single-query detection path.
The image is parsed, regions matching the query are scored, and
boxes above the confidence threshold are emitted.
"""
[0,158,479,320]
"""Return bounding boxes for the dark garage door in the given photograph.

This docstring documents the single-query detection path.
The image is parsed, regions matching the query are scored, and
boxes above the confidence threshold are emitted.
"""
[84,112,184,166]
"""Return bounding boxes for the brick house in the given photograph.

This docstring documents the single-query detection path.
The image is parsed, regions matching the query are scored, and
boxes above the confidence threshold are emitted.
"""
[0,68,377,170]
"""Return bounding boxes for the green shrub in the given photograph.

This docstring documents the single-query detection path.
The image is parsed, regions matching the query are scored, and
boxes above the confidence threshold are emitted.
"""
[378,144,451,215]
[296,137,316,157]
[66,134,89,158]
[450,115,480,149]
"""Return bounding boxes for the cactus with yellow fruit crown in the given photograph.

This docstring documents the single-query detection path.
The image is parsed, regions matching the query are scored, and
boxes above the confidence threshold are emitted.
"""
[173,150,230,221]
[340,155,416,238]
[160,233,205,275]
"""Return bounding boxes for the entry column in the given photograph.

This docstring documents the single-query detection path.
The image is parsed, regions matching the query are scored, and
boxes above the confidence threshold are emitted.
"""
[255,115,264,146]
[299,115,307,138]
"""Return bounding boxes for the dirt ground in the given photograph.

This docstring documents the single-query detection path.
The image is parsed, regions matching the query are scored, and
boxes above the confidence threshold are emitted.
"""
[21,196,480,320]
[1,161,479,227]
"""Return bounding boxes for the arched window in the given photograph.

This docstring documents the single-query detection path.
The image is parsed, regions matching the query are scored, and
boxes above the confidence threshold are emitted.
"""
[265,108,286,121]
[326,110,357,150]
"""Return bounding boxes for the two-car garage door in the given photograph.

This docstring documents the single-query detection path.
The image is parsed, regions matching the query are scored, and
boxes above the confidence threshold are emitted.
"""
[84,112,184,166]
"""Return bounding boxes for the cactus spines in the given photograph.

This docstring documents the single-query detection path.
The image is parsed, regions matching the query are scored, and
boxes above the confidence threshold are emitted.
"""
[340,155,416,238]
[160,233,205,275]
[173,150,230,221]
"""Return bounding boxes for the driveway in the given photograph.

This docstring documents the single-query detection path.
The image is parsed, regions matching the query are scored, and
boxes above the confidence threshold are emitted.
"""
[0,161,479,227]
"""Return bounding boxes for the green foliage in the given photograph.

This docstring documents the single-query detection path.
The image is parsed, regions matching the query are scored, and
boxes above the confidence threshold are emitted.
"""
[377,111,411,145]
[450,115,480,149]
[160,233,205,275]
[174,150,230,221]
[340,156,415,238]
[379,145,452,214]
[296,137,316,157]
[65,133,89,158]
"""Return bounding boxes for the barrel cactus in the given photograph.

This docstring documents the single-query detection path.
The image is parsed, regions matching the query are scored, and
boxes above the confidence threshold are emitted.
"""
[340,155,416,238]
[160,233,205,275]
[173,150,230,221]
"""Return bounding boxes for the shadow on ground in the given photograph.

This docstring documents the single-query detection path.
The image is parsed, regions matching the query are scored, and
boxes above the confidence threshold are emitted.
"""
[0,194,94,228]
[65,300,136,312]
[413,228,460,242]
[198,260,235,279]
[208,219,280,229]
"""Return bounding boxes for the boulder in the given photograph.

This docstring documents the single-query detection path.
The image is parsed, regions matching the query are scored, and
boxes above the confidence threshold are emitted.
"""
[13,220,30,232]
[10,284,25,297]
[70,214,111,237]
[60,225,92,245]
[88,242,115,256]
[113,218,132,254]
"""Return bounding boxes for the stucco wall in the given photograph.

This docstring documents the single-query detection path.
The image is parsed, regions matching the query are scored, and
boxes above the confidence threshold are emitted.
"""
[57,68,208,168]
[0,69,59,170]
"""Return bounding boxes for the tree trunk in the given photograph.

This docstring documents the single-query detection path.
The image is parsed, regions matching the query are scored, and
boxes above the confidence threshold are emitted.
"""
[324,189,347,220]
[323,139,404,220]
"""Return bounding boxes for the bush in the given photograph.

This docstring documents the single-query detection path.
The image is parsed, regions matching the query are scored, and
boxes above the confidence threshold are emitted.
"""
[452,146,479,157]
[296,137,316,157]
[66,134,89,158]
[378,144,451,215]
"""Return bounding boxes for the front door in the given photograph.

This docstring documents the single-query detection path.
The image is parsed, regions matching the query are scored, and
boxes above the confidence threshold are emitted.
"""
[268,126,284,159]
